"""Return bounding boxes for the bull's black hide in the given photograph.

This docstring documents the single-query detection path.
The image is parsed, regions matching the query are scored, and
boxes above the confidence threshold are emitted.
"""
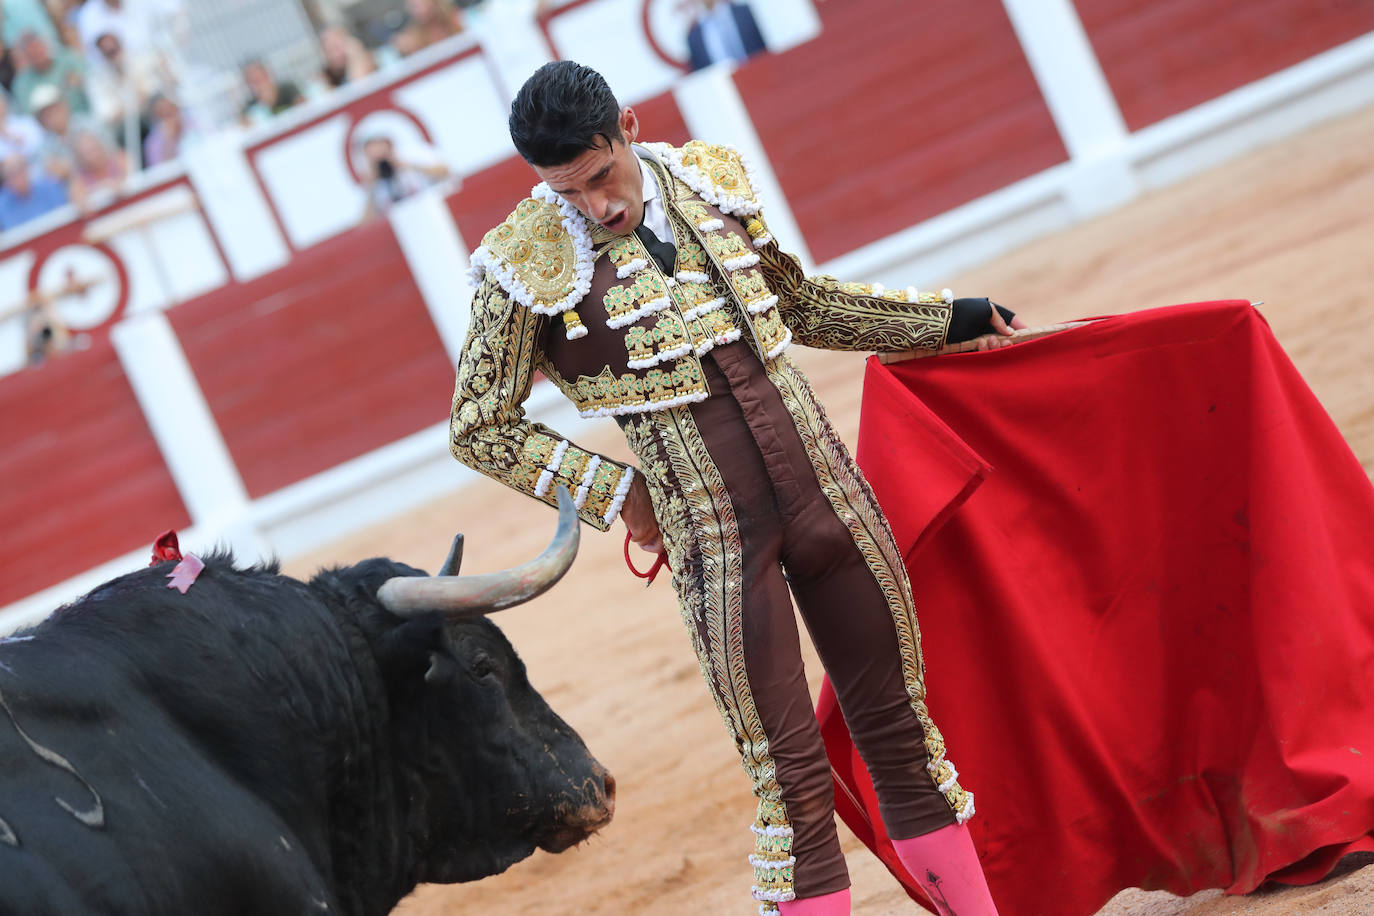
[0,554,612,915]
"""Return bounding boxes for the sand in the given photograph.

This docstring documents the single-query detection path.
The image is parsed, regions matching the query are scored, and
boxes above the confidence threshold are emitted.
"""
[284,104,1374,914]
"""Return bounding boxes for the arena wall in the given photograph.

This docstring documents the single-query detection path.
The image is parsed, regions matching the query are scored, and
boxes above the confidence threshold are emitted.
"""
[3,0,1373,626]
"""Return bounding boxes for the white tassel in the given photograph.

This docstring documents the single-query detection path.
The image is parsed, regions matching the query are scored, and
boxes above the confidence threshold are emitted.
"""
[723,252,761,272]
[764,327,792,361]
[697,218,724,232]
[748,855,797,870]
[616,258,649,279]
[573,456,602,509]
[532,440,570,498]
[603,466,635,526]
[956,792,976,824]
[627,343,692,369]
[682,298,726,322]
[749,823,795,838]
[578,389,710,419]
[675,271,711,285]
[605,296,671,329]
[746,294,778,315]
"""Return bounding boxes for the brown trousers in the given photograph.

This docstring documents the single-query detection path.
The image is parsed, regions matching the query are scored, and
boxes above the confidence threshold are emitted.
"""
[686,344,956,898]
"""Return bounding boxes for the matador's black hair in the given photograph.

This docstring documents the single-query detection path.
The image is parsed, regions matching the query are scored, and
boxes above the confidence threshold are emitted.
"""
[508,60,622,167]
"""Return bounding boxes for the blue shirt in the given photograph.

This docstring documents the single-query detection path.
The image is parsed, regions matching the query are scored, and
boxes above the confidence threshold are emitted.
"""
[0,176,69,230]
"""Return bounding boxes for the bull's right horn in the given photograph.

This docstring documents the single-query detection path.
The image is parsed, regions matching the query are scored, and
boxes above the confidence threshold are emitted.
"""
[377,486,579,619]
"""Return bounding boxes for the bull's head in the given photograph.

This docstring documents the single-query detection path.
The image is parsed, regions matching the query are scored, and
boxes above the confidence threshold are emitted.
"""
[361,488,615,887]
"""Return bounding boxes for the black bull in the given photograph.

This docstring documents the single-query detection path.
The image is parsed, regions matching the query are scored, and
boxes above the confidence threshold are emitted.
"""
[0,489,614,915]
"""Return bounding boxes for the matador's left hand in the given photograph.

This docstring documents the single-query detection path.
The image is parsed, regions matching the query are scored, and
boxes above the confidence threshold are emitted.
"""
[971,300,1029,350]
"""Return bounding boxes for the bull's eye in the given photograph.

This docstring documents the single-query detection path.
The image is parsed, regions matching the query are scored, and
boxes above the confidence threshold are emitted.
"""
[469,653,498,681]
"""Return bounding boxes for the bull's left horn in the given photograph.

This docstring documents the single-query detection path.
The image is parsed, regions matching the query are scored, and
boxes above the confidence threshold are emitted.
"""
[377,486,580,618]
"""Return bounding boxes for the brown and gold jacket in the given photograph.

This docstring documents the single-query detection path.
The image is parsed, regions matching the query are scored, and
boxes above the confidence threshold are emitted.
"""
[450,141,956,530]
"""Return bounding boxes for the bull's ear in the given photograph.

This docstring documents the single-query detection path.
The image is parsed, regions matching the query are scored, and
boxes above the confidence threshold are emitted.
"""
[424,650,456,685]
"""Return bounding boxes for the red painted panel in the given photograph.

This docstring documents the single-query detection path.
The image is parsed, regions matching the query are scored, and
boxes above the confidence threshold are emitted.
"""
[736,0,1067,264]
[1076,0,1374,131]
[169,221,453,498]
[447,90,691,246]
[0,341,190,606]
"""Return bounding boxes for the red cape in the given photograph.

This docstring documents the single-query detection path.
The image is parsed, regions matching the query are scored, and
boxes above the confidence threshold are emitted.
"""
[820,301,1374,915]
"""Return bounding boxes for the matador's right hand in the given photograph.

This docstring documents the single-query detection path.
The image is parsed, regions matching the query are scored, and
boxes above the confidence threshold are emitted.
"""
[622,472,662,554]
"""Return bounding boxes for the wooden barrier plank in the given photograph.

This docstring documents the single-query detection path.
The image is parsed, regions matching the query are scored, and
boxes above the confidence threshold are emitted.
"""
[735,0,1067,264]
[169,220,454,498]
[0,341,189,606]
[1075,0,1374,131]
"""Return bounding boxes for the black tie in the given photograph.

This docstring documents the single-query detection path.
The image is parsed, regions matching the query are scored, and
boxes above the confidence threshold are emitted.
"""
[633,222,677,274]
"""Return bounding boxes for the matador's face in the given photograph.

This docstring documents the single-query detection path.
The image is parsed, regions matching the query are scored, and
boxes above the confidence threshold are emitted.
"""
[533,106,645,236]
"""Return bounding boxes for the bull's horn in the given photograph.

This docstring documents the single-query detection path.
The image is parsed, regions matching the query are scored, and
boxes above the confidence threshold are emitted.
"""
[377,486,579,618]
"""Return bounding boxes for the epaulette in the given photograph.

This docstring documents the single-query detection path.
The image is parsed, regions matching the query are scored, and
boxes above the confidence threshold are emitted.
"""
[467,184,594,317]
[641,140,763,217]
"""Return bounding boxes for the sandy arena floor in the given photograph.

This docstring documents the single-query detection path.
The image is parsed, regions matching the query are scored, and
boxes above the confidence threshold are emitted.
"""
[286,104,1374,914]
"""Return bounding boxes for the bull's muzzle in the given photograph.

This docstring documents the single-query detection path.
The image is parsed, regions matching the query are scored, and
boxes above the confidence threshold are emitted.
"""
[538,766,616,854]
[377,486,580,619]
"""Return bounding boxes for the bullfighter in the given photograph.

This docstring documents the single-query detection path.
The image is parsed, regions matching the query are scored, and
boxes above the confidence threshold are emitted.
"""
[449,60,1017,915]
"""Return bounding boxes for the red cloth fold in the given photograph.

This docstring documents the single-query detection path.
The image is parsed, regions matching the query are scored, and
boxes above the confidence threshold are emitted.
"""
[823,301,1374,915]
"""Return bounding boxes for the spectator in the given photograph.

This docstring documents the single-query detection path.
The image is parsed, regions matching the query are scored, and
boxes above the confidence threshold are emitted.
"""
[86,31,163,142]
[390,0,464,58]
[239,58,304,126]
[3,0,58,47]
[318,25,375,91]
[24,294,72,366]
[75,0,185,97]
[0,35,15,95]
[0,88,44,162]
[31,85,101,181]
[0,153,68,229]
[358,134,449,219]
[142,92,200,166]
[11,30,89,117]
[686,0,765,72]
[68,128,126,202]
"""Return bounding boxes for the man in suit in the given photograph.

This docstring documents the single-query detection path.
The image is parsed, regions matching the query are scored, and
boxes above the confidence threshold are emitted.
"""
[450,61,1011,914]
[687,0,767,72]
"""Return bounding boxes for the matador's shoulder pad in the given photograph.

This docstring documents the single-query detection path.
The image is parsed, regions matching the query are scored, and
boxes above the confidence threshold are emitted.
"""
[467,186,594,316]
[642,140,764,218]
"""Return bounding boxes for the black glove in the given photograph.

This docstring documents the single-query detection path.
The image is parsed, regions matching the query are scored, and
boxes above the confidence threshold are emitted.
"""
[945,297,1015,344]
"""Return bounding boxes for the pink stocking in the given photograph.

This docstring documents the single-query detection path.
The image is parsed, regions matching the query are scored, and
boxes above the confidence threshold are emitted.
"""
[891,823,999,915]
[777,887,850,915]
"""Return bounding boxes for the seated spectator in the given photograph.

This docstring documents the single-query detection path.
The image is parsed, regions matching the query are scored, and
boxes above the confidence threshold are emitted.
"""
[69,128,126,203]
[390,0,464,58]
[12,30,89,117]
[142,92,201,166]
[240,58,304,126]
[31,85,102,180]
[0,153,68,229]
[0,88,45,161]
[686,0,766,72]
[318,25,375,91]
[86,31,163,142]
[358,134,449,219]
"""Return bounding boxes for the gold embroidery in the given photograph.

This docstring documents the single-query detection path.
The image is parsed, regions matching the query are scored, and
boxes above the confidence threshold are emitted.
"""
[764,356,971,819]
[642,405,795,905]
[448,276,633,531]
[479,198,583,312]
[756,245,953,352]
